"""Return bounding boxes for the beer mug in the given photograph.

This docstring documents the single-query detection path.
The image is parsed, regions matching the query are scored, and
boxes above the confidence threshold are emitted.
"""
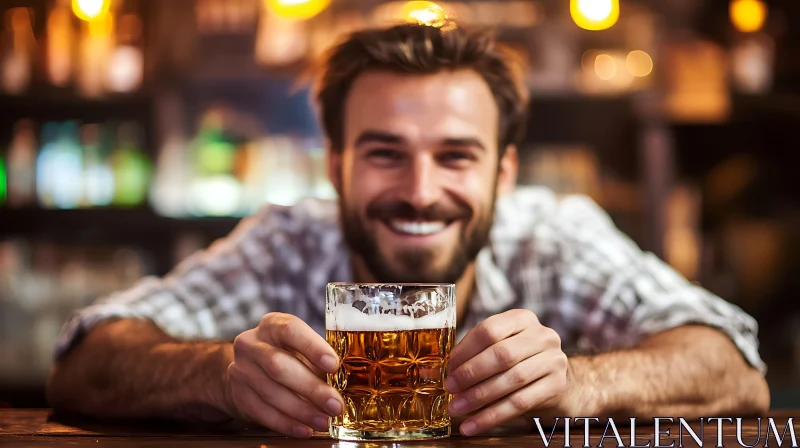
[326,283,456,441]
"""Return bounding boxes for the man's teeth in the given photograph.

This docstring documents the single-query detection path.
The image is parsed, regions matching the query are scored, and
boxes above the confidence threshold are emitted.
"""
[389,220,447,235]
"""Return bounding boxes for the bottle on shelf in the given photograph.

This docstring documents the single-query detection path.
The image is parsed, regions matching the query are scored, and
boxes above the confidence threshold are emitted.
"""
[35,123,59,208]
[6,120,38,208]
[304,137,337,200]
[45,0,76,87]
[238,137,267,215]
[36,122,85,210]
[107,11,144,93]
[664,184,702,281]
[187,109,243,216]
[109,122,152,207]
[81,123,115,207]
[77,6,114,98]
[150,93,190,217]
[150,132,189,217]
[731,33,774,94]
[51,121,85,210]
[261,135,310,207]
[1,7,35,95]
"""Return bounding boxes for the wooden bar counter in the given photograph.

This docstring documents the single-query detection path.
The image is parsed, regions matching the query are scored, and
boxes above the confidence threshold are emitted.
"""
[1,409,798,447]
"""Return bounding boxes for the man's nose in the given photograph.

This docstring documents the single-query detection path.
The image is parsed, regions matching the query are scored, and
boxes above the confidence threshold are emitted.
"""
[397,155,443,210]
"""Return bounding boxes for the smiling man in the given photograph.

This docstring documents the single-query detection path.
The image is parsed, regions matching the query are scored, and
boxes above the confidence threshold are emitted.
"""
[47,23,769,438]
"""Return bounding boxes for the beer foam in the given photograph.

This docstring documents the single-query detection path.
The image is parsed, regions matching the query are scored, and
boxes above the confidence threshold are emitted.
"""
[327,304,454,331]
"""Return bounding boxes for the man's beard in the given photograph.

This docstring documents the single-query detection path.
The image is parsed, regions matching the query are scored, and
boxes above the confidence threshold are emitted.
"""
[339,192,496,284]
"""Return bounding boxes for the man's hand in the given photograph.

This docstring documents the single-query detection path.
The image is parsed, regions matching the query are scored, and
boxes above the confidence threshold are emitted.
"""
[445,309,568,436]
[225,313,344,438]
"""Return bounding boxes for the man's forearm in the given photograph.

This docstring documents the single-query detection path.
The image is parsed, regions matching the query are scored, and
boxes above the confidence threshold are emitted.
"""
[564,325,770,418]
[47,319,234,421]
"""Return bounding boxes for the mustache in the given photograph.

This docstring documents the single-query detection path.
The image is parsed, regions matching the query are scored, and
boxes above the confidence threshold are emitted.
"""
[366,199,472,222]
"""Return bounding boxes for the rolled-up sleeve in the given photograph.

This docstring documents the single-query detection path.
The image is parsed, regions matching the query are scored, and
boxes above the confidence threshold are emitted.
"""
[549,195,766,375]
[53,204,296,361]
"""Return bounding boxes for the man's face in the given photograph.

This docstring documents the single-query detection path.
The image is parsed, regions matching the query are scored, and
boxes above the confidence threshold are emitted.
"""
[329,69,517,284]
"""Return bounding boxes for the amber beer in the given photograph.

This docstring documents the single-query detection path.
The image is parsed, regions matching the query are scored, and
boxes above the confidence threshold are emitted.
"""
[326,283,456,441]
[327,326,455,431]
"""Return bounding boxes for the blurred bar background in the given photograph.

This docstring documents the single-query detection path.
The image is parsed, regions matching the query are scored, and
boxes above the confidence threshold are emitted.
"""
[0,0,798,408]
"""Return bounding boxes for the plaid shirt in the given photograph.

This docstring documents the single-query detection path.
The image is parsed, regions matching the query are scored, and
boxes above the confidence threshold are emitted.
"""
[54,187,766,374]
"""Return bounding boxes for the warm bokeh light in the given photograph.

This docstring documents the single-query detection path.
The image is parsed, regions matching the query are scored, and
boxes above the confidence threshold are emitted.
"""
[46,5,75,87]
[107,13,143,93]
[594,54,616,80]
[77,8,114,98]
[731,34,774,93]
[625,50,653,77]
[9,7,31,29]
[730,0,767,33]
[663,40,730,122]
[265,0,331,20]
[87,12,114,38]
[72,0,110,22]
[401,1,447,26]
[2,8,35,95]
[581,50,600,76]
[255,9,309,66]
[580,0,612,21]
[570,0,619,31]
[107,46,143,92]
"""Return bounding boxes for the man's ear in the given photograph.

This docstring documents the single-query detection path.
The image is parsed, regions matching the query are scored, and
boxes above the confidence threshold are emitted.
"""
[327,144,344,197]
[497,144,519,197]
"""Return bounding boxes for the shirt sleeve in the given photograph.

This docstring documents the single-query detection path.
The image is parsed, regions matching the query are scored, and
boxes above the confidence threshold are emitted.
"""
[547,195,767,375]
[53,204,303,361]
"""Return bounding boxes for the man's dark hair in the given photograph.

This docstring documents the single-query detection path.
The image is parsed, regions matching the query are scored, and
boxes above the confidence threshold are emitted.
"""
[313,21,529,155]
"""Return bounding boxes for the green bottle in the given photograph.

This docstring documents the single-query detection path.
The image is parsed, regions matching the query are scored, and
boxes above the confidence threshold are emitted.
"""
[0,154,7,205]
[186,111,242,216]
[110,122,152,207]
[196,125,236,176]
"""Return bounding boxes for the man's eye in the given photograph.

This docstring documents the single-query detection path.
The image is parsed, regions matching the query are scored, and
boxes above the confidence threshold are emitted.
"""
[367,149,403,161]
[440,152,474,163]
